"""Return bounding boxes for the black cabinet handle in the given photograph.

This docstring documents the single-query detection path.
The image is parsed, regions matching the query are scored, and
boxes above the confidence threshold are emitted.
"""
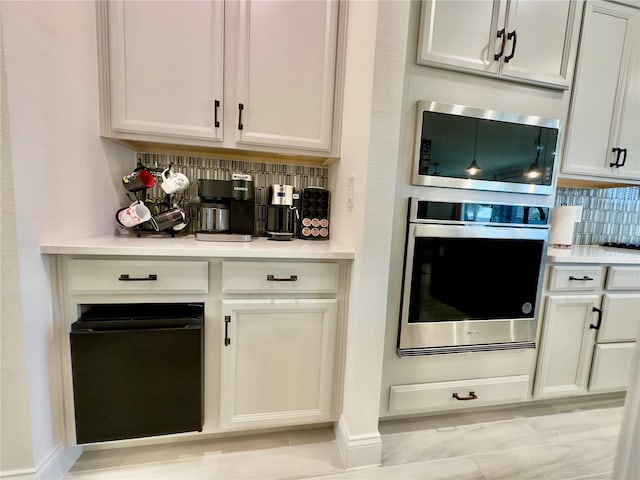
[504,30,517,63]
[590,307,603,330]
[214,99,220,128]
[610,147,622,167]
[569,275,594,281]
[238,103,244,130]
[619,148,627,167]
[224,315,231,346]
[453,391,477,401]
[118,274,157,281]
[494,28,506,60]
[266,274,298,282]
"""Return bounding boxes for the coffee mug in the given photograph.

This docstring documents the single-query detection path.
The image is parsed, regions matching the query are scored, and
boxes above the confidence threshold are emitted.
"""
[116,201,152,228]
[150,207,187,231]
[122,169,155,192]
[160,169,190,194]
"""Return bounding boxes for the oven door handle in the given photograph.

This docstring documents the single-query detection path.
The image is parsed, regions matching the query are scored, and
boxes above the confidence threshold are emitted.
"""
[452,391,478,401]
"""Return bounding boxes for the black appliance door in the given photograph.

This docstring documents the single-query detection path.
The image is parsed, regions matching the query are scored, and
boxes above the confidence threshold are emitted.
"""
[69,303,204,444]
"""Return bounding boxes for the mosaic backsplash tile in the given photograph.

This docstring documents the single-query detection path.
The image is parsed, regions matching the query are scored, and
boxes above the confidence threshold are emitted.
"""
[556,186,640,245]
[135,153,329,235]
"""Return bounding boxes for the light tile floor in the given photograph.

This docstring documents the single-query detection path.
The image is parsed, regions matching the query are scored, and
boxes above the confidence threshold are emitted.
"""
[66,394,625,480]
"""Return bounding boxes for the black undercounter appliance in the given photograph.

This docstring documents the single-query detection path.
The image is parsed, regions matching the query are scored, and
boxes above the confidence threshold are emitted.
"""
[69,303,204,444]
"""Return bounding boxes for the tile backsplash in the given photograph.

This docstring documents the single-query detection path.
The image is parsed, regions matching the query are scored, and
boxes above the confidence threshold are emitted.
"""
[135,153,329,235]
[556,186,640,245]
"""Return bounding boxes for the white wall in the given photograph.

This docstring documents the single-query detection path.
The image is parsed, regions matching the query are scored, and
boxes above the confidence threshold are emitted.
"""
[1,1,133,476]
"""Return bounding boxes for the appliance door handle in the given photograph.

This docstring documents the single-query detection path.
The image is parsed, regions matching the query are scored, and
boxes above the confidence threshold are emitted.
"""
[266,274,298,282]
[224,315,231,346]
[452,391,478,401]
[118,274,158,282]
[590,307,603,330]
[494,28,506,60]
[214,99,220,128]
[569,275,594,281]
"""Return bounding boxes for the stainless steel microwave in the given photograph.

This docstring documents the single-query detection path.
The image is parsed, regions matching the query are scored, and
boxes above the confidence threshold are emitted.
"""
[412,101,562,195]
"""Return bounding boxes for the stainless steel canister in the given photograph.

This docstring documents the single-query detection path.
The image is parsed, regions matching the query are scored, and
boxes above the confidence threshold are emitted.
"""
[199,203,229,232]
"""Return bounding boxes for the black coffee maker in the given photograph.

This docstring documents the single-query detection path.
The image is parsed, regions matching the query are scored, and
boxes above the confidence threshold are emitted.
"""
[195,175,255,242]
[265,184,298,241]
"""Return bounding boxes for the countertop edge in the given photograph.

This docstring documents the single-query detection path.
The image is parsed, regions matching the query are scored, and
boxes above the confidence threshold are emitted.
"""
[547,246,640,265]
[40,235,355,260]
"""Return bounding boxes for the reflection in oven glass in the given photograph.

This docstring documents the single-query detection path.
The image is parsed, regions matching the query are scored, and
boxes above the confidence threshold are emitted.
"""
[408,237,543,323]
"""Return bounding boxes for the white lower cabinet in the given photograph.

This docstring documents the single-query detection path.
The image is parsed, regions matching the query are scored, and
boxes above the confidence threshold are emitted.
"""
[534,263,640,399]
[219,298,338,430]
[534,295,599,398]
[589,343,636,392]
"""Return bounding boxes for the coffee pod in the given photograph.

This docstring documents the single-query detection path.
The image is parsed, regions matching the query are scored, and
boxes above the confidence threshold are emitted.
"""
[122,169,155,192]
[150,208,186,231]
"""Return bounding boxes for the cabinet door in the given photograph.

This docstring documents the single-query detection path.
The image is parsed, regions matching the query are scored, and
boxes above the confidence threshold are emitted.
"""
[562,1,639,179]
[534,295,599,398]
[611,30,640,180]
[220,299,338,429]
[589,342,636,392]
[500,0,580,89]
[233,0,338,152]
[417,0,503,75]
[598,294,640,343]
[107,1,223,141]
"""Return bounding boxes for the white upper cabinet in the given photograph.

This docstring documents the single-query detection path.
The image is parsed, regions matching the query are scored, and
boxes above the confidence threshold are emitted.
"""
[98,0,341,158]
[562,1,640,182]
[417,0,582,89]
[106,1,224,141]
[232,0,338,152]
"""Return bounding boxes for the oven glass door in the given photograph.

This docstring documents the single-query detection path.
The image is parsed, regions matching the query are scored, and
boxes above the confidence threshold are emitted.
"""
[399,223,547,354]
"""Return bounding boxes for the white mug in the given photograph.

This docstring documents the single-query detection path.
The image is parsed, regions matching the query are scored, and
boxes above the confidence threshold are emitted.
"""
[160,169,190,194]
[116,201,152,228]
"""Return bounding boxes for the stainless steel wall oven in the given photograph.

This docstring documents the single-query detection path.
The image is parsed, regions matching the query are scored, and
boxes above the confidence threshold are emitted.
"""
[399,198,550,356]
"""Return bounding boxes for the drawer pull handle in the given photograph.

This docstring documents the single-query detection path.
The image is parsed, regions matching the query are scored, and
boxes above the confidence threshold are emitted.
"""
[118,274,158,282]
[452,391,477,401]
[590,307,603,330]
[266,275,298,282]
[224,315,231,346]
[569,275,593,281]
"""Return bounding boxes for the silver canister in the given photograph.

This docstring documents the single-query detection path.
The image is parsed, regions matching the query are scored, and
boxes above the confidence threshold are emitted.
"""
[199,203,230,232]
[269,184,294,206]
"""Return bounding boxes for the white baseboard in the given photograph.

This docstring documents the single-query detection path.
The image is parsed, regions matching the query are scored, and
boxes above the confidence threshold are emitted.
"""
[333,415,382,470]
[0,443,81,480]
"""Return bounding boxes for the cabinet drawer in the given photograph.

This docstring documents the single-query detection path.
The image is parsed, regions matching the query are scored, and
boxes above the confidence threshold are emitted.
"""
[548,266,604,291]
[222,261,338,294]
[599,294,640,342]
[606,266,640,290]
[589,343,635,393]
[67,259,208,294]
[388,375,529,414]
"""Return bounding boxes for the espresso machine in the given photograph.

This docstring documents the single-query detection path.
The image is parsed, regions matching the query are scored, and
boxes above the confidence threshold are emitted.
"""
[195,174,255,242]
[265,184,298,241]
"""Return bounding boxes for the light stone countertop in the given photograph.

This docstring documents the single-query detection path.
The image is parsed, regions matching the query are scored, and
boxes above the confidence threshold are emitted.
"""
[40,233,355,260]
[547,245,640,265]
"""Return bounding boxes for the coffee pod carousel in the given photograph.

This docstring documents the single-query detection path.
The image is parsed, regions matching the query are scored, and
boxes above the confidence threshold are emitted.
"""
[115,162,190,237]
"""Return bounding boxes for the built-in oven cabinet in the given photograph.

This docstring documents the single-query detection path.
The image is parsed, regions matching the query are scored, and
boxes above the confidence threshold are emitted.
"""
[533,263,640,399]
[560,1,640,184]
[416,0,583,90]
[97,0,342,159]
[219,260,343,431]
